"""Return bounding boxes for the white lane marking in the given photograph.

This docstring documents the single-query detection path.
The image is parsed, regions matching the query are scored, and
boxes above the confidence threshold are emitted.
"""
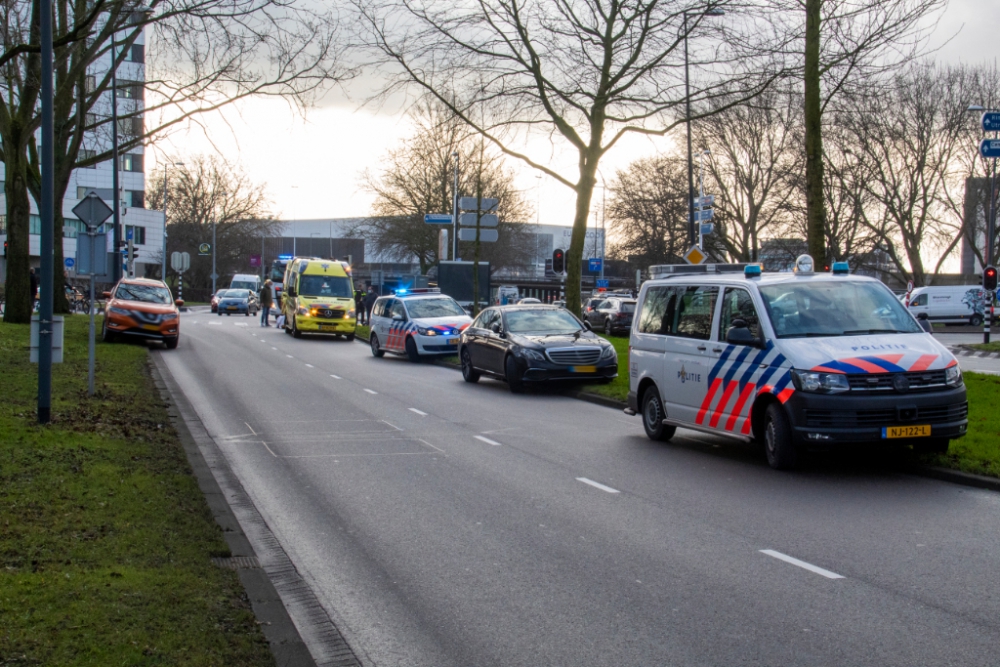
[760,550,845,580]
[260,339,265,343]
[244,422,257,436]
[475,435,501,446]
[576,477,620,494]
[330,374,341,379]
[235,322,248,327]
[305,363,314,368]
[286,354,294,358]
[409,408,428,416]
[364,388,377,394]
[261,441,278,457]
[209,322,222,326]
[382,420,403,431]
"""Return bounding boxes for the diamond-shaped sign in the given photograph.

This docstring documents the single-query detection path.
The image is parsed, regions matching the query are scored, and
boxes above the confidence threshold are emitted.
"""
[683,245,707,265]
[71,191,113,229]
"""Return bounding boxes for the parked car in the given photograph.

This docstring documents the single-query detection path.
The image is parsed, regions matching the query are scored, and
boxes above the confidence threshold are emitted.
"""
[210,288,227,313]
[369,289,472,361]
[102,278,182,349]
[459,304,617,393]
[583,297,636,335]
[216,289,259,316]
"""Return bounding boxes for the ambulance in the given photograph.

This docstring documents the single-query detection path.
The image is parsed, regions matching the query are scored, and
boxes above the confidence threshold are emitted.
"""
[280,257,356,339]
[626,256,967,470]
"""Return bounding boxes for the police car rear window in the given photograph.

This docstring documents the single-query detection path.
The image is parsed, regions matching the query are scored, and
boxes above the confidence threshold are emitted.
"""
[759,281,921,338]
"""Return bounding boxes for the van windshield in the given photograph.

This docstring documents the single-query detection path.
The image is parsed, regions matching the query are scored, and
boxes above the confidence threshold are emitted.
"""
[299,275,352,298]
[231,281,258,290]
[759,281,922,338]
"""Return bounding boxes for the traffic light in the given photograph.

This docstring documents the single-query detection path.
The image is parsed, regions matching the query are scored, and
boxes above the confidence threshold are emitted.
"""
[984,265,998,292]
[552,248,565,274]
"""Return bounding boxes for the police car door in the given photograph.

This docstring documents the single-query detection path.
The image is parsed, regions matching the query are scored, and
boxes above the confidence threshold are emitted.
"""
[662,285,720,424]
[631,286,673,409]
[387,299,409,351]
[373,298,391,342]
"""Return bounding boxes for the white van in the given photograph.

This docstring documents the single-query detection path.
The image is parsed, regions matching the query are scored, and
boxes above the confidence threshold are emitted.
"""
[626,258,967,470]
[230,273,261,293]
[906,285,992,326]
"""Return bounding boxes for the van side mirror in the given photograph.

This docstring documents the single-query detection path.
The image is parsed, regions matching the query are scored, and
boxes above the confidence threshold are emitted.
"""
[726,325,762,347]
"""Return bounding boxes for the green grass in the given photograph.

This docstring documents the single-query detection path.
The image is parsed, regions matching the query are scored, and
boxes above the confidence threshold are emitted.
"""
[354,324,370,341]
[966,341,1000,352]
[925,372,1000,477]
[0,317,274,666]
[581,333,630,402]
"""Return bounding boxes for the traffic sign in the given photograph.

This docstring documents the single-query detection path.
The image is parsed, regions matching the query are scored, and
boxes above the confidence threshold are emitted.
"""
[170,251,190,272]
[696,195,715,207]
[700,223,714,236]
[458,228,499,242]
[250,254,261,267]
[126,228,133,240]
[683,245,707,265]
[424,213,453,224]
[459,213,499,227]
[459,197,499,211]
[694,209,714,222]
[198,242,211,255]
[983,112,1000,132]
[981,139,1000,159]
[64,257,75,269]
[596,279,609,288]
[589,258,603,272]
[71,191,113,229]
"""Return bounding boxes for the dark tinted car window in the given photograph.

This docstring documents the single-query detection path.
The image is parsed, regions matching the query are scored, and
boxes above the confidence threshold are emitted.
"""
[719,288,760,338]
[621,302,636,313]
[674,286,718,340]
[638,286,678,334]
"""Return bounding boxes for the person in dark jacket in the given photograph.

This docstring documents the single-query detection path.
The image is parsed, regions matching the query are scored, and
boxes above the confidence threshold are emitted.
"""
[354,289,365,325]
[259,279,274,327]
[364,287,378,325]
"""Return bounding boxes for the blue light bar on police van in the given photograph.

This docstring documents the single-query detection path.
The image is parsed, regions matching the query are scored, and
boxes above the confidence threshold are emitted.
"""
[744,264,762,278]
[831,261,850,275]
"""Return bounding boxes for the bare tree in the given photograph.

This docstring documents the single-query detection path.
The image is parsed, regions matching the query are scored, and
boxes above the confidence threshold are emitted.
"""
[355,0,781,313]
[695,87,801,261]
[145,155,279,298]
[606,155,691,266]
[2,0,348,322]
[357,101,533,275]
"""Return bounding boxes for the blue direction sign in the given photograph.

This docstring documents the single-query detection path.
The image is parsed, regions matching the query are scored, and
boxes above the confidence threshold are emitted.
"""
[588,257,603,272]
[694,209,714,222]
[981,139,1000,159]
[596,279,610,288]
[424,213,453,224]
[64,257,75,269]
[983,112,1000,132]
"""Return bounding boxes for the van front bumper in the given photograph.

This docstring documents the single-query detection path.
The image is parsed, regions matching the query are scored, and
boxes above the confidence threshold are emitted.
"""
[297,316,356,334]
[784,386,968,446]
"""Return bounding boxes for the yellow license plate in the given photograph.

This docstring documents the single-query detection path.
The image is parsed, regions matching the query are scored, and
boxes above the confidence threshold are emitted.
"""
[142,324,159,331]
[447,338,458,345]
[882,425,931,439]
[571,365,597,373]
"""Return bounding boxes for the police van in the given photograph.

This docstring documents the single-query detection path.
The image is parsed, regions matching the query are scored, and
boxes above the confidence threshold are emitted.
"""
[369,288,473,361]
[626,256,967,470]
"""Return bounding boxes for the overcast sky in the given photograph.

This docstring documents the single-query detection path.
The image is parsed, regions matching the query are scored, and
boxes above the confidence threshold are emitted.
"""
[155,0,1000,230]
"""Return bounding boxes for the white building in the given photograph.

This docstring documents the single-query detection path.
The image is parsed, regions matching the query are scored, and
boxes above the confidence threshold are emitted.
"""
[0,18,164,284]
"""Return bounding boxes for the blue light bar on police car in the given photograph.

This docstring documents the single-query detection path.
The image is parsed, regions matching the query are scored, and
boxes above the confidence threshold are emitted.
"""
[744,264,762,278]
[831,261,850,275]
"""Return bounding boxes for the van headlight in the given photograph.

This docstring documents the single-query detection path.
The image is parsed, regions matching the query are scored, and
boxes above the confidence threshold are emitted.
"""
[790,369,849,394]
[417,326,437,335]
[945,365,963,387]
[347,309,355,319]
[297,307,309,316]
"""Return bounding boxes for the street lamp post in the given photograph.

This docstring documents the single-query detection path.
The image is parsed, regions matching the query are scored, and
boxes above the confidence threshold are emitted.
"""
[452,152,460,261]
[683,9,724,246]
[160,161,184,281]
[111,30,121,283]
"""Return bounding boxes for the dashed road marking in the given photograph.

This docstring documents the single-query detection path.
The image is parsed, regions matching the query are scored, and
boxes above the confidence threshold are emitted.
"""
[364,389,377,395]
[286,354,294,358]
[760,550,845,580]
[272,347,278,350]
[576,477,620,494]
[209,322,222,326]
[409,408,428,416]
[305,363,314,368]
[475,435,501,446]
[330,374,341,379]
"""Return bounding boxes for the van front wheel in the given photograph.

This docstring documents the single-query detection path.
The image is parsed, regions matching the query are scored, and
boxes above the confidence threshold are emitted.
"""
[971,313,984,326]
[764,403,799,470]
[641,387,676,442]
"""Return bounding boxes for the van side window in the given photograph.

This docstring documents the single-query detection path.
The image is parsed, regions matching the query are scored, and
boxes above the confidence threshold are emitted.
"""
[910,293,927,306]
[638,286,675,334]
[719,288,760,338]
[674,286,718,340]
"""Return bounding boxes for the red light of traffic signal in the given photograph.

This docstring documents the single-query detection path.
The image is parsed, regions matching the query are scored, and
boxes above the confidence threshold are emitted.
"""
[985,266,998,291]
[552,248,565,273]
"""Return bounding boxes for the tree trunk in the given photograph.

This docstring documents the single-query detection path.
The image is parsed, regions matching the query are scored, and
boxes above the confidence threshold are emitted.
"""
[566,154,599,315]
[803,0,827,265]
[3,147,34,324]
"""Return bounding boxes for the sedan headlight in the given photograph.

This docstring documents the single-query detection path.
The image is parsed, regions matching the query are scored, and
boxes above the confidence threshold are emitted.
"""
[521,348,546,361]
[945,364,963,387]
[109,306,131,316]
[790,369,849,394]
[600,345,616,360]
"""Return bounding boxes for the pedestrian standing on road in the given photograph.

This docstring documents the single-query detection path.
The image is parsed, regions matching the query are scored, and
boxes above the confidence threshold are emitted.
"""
[354,289,365,325]
[364,286,378,325]
[29,268,39,312]
[260,279,274,327]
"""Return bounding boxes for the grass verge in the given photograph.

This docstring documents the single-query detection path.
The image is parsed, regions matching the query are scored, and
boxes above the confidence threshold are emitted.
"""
[965,341,1000,352]
[0,316,274,666]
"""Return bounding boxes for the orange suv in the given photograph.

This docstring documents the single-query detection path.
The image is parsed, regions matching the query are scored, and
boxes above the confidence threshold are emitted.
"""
[102,278,183,349]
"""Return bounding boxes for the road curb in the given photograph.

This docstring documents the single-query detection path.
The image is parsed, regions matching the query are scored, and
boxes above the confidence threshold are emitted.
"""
[149,354,364,667]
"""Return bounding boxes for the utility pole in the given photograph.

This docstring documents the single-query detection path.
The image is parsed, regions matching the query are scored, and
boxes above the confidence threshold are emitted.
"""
[452,152,460,261]
[111,30,122,283]
[37,0,54,423]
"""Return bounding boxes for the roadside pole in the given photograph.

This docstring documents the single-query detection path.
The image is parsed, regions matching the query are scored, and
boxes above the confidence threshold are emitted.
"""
[72,192,114,397]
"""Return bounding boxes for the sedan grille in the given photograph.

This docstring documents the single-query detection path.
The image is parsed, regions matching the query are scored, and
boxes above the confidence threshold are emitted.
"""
[546,347,602,365]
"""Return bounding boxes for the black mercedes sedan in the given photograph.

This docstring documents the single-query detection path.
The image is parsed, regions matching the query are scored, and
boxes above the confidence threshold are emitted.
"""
[459,304,618,393]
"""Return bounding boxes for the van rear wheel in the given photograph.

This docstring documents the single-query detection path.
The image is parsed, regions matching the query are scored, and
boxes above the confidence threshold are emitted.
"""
[641,387,675,442]
[763,403,798,470]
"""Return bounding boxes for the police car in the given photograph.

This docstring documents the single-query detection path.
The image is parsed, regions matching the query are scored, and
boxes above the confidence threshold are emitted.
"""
[368,288,473,361]
[626,256,967,470]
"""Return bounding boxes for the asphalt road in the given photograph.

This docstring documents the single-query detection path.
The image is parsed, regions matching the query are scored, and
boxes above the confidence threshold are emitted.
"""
[159,311,1000,667]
